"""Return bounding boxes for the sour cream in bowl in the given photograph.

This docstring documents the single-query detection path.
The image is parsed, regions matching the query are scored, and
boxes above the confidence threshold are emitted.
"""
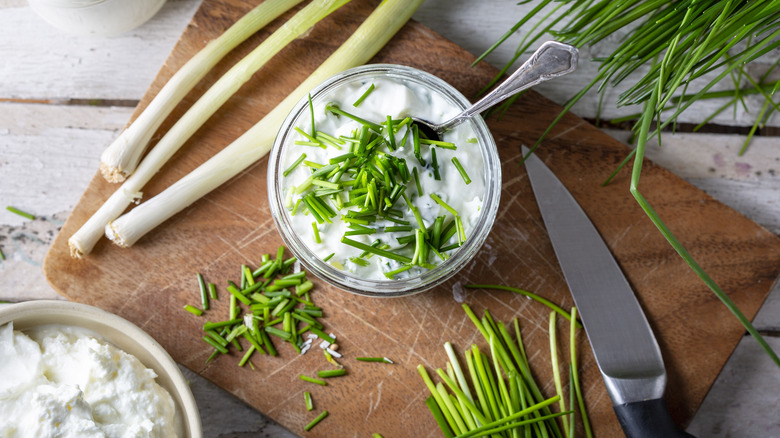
[0,300,202,438]
[268,65,501,297]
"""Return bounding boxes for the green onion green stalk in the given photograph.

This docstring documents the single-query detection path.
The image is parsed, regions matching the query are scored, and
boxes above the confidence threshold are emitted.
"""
[483,0,780,367]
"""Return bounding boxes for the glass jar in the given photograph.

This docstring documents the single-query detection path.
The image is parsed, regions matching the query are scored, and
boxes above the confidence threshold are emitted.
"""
[28,0,167,37]
[268,64,501,297]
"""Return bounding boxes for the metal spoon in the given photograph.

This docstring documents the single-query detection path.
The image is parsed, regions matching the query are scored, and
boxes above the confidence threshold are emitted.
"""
[413,41,579,139]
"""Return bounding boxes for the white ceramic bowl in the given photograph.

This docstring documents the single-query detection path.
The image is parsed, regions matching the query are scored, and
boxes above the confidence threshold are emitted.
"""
[0,300,202,438]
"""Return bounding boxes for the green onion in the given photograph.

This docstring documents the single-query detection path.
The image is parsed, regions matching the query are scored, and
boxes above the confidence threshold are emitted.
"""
[304,410,329,431]
[299,374,327,386]
[75,0,354,257]
[317,368,347,378]
[451,157,471,185]
[353,83,375,107]
[6,206,35,220]
[183,305,203,316]
[97,0,306,183]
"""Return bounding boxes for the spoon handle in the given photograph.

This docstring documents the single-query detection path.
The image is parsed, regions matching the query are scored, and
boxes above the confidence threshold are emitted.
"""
[439,41,578,132]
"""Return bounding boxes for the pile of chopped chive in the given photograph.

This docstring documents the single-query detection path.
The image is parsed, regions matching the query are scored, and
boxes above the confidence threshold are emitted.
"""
[183,246,328,367]
[183,246,397,433]
[419,302,592,438]
[283,86,477,279]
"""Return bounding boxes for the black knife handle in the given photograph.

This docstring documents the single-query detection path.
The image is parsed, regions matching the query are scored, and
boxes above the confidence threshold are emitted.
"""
[613,398,695,438]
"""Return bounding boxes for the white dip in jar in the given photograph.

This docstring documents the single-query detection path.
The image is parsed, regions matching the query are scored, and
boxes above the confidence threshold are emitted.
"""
[278,74,486,281]
[0,322,178,438]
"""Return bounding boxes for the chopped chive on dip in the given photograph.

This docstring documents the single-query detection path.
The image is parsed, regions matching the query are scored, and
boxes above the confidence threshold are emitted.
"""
[281,76,485,281]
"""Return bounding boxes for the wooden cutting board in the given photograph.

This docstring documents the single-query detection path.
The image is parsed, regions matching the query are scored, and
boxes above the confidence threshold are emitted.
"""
[44,0,780,436]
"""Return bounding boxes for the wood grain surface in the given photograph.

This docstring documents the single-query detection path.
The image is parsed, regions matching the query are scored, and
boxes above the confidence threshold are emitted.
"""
[43,0,780,436]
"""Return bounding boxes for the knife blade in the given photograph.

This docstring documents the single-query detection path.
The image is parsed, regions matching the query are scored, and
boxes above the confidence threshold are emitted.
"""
[522,147,693,438]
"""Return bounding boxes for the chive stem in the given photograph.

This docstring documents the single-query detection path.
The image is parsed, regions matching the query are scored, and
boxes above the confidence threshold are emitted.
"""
[299,374,327,386]
[356,357,394,363]
[317,368,347,378]
[6,206,35,220]
[304,410,329,431]
[304,391,314,411]
[451,157,471,184]
[283,153,307,177]
[184,305,203,316]
[353,83,375,107]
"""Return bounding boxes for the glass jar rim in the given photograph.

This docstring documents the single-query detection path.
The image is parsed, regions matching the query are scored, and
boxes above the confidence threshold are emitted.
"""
[267,64,501,297]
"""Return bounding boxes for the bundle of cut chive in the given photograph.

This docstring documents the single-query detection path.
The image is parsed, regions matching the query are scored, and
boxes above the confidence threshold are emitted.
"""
[284,102,468,278]
[418,303,592,438]
[184,246,332,365]
[482,1,780,368]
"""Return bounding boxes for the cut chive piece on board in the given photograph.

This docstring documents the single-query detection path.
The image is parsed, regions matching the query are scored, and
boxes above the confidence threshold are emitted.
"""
[184,305,203,316]
[317,368,347,378]
[197,273,209,311]
[6,206,35,220]
[304,391,314,411]
[353,83,375,107]
[299,374,327,386]
[304,410,329,431]
[356,357,394,363]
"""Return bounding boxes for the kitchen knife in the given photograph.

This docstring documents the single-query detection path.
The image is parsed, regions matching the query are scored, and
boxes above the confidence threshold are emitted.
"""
[522,147,693,438]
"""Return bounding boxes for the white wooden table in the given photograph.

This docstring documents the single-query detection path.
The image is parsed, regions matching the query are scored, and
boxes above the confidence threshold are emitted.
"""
[1,1,778,436]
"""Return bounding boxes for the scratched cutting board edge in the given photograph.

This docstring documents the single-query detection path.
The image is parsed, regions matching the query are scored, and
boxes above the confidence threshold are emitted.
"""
[43,1,780,437]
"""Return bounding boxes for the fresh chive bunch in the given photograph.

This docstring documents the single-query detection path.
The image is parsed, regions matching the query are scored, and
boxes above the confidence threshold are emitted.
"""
[184,246,328,366]
[284,92,474,278]
[419,303,591,438]
[482,1,780,368]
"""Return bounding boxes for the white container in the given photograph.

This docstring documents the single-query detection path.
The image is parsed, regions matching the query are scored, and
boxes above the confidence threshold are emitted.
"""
[28,0,167,37]
[0,300,202,437]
